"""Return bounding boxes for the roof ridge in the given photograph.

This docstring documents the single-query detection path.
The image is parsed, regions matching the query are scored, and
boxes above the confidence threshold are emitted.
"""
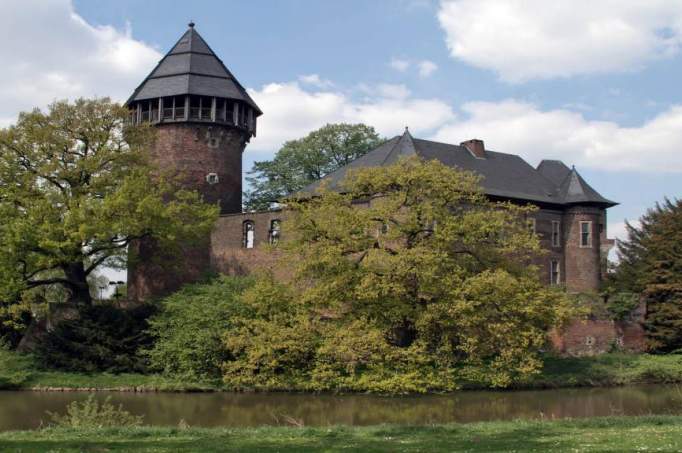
[381,130,417,165]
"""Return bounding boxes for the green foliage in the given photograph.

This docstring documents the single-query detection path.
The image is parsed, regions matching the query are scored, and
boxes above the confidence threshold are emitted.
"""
[0,297,32,348]
[526,353,682,388]
[244,123,383,211]
[0,347,33,389]
[645,288,682,353]
[0,348,215,391]
[31,303,156,373]
[0,98,218,306]
[604,291,640,321]
[147,276,254,380]
[609,198,682,352]
[221,158,575,392]
[47,395,143,428]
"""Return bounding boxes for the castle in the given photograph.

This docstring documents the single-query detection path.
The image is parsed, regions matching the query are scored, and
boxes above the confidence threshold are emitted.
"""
[124,25,641,354]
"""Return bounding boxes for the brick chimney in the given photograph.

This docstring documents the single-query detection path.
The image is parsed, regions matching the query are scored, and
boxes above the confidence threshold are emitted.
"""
[461,139,485,158]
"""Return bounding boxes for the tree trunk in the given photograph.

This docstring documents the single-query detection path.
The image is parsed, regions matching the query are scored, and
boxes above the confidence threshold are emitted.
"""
[63,262,93,306]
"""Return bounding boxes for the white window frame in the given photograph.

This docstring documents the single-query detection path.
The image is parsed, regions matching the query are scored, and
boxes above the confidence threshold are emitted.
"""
[268,219,281,245]
[579,221,592,248]
[243,221,255,249]
[550,259,560,285]
[206,173,219,185]
[551,220,561,247]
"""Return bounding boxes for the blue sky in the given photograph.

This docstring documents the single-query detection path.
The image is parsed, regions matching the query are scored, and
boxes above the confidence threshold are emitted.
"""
[3,0,682,245]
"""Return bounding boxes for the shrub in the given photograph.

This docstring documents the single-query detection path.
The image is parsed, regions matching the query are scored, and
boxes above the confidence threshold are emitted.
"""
[0,298,32,349]
[32,302,156,373]
[606,291,641,321]
[147,275,254,380]
[47,395,143,428]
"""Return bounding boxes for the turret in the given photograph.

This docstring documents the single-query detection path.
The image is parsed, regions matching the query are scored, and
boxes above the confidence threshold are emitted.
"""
[557,167,617,292]
[127,23,262,301]
[126,22,261,214]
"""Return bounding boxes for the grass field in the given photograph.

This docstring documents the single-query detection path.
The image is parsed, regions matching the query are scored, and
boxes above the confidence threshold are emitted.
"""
[1,416,682,452]
[3,349,682,392]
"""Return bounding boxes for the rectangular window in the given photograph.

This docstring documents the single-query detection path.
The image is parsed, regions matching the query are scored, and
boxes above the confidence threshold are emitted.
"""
[550,260,560,285]
[551,220,561,247]
[580,221,592,247]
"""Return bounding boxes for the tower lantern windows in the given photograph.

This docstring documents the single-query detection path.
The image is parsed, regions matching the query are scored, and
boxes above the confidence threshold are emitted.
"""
[174,96,186,119]
[188,96,213,120]
[140,100,151,122]
[227,101,234,124]
[162,96,175,120]
[216,98,227,122]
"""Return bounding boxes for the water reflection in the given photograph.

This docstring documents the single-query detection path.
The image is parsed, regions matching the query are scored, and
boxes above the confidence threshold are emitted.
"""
[0,385,680,431]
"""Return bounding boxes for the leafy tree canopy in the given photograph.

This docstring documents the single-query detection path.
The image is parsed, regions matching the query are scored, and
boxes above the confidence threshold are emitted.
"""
[244,123,383,211]
[222,157,574,391]
[610,198,682,352]
[0,98,218,307]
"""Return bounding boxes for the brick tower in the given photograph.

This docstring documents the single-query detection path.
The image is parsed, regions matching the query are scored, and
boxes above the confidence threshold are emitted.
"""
[558,167,612,292]
[126,23,262,301]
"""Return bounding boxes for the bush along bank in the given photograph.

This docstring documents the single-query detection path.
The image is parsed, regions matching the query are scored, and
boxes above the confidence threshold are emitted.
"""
[4,348,682,393]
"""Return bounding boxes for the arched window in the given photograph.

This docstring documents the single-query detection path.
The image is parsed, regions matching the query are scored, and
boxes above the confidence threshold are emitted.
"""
[268,219,281,245]
[243,221,255,249]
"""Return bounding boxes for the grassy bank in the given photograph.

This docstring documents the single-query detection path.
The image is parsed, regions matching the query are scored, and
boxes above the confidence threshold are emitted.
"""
[1,416,682,452]
[0,350,212,392]
[3,349,682,392]
[521,353,682,389]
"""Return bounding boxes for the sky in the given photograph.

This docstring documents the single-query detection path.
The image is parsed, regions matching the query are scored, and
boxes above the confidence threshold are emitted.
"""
[2,0,682,253]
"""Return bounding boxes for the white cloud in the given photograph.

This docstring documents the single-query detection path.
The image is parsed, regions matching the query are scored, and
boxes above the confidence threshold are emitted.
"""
[417,60,438,78]
[0,0,161,127]
[437,0,682,82]
[298,74,334,88]
[432,100,682,172]
[607,220,641,261]
[247,81,456,155]
[390,58,411,72]
[376,84,412,99]
[609,220,640,244]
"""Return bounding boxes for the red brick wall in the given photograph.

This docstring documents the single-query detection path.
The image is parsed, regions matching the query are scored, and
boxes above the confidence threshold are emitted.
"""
[550,319,646,356]
[563,206,603,292]
[210,211,290,279]
[128,122,248,302]
[151,123,245,214]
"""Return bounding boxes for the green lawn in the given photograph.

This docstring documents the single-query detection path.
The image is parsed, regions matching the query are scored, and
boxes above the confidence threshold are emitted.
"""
[3,348,682,392]
[1,416,682,452]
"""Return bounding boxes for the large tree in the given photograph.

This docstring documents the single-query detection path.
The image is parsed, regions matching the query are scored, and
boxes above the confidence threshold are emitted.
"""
[0,98,218,307]
[244,123,383,211]
[223,157,574,391]
[610,198,682,352]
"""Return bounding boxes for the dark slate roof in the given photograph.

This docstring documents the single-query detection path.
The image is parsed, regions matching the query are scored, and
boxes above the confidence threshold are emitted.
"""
[301,130,616,207]
[126,24,261,114]
[557,167,616,205]
[537,160,572,185]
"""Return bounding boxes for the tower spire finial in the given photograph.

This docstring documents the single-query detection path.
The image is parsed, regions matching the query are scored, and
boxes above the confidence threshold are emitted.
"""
[188,21,195,28]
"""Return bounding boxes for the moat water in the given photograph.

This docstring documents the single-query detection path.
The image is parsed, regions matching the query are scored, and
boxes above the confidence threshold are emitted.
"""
[0,385,681,431]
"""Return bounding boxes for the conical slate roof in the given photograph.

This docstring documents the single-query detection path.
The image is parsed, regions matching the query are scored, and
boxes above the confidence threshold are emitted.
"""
[301,130,617,207]
[126,23,261,114]
[557,167,616,206]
